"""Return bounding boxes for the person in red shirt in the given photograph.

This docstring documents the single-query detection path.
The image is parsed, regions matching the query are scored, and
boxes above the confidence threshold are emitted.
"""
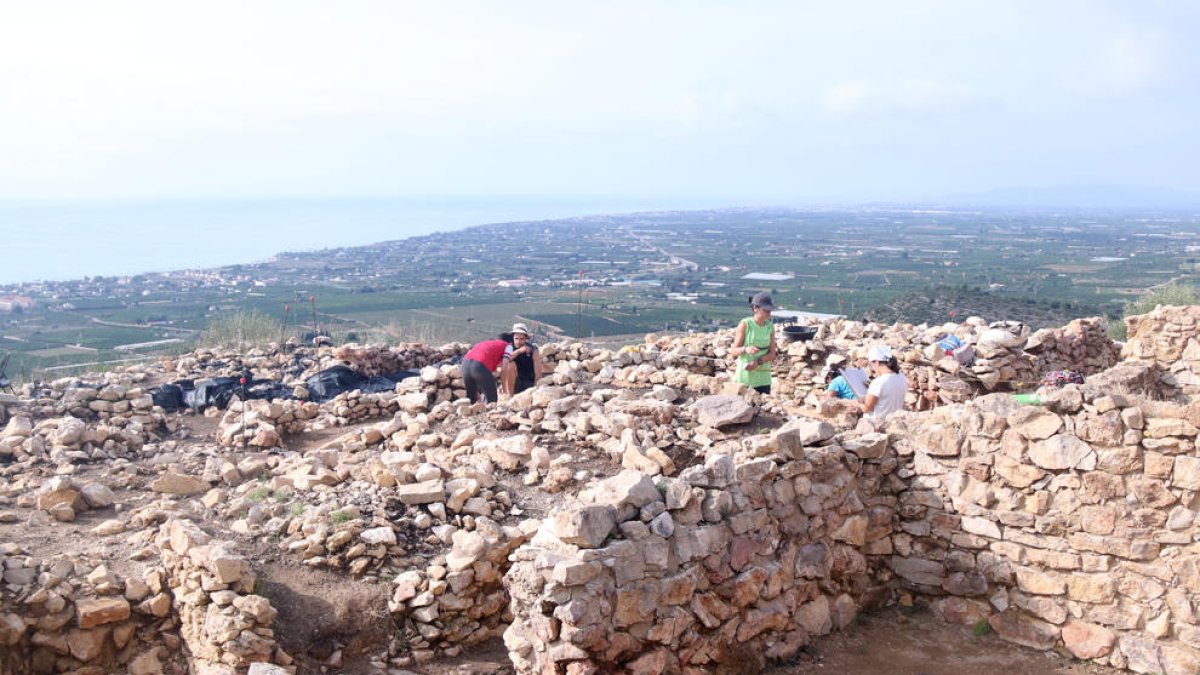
[461,336,511,403]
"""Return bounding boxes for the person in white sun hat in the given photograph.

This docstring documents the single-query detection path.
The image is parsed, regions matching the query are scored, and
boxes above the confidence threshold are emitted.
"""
[859,344,908,418]
[502,322,544,396]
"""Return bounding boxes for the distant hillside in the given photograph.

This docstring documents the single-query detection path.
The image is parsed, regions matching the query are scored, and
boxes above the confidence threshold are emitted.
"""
[859,286,1113,329]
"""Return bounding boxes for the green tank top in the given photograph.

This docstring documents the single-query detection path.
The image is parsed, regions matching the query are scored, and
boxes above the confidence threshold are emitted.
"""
[735,317,774,389]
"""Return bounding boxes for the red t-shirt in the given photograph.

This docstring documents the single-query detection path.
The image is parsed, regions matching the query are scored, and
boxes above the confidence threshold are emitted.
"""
[465,339,511,371]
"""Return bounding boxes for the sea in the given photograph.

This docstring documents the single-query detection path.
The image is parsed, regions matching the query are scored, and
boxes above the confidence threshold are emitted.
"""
[0,196,722,285]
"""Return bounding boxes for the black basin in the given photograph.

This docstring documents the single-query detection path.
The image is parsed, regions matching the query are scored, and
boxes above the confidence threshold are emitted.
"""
[781,325,817,343]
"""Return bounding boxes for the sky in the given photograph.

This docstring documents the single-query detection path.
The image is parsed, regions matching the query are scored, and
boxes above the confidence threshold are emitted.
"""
[0,1,1198,205]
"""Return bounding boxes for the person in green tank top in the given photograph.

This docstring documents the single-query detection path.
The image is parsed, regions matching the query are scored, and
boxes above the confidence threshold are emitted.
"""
[731,292,778,394]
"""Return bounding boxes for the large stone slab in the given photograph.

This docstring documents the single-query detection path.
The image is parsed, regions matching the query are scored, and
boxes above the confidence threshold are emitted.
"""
[76,597,131,629]
[692,395,754,428]
[395,480,445,505]
[151,472,209,495]
[988,610,1058,650]
[1061,620,1115,659]
[588,470,662,511]
[1009,408,1063,441]
[891,556,946,586]
[1027,435,1095,471]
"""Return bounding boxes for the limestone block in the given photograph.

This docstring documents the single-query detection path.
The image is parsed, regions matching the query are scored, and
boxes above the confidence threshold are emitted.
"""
[1027,435,1095,471]
[993,455,1045,488]
[1009,408,1063,441]
[1119,635,1164,674]
[691,395,754,428]
[554,506,616,549]
[76,597,130,629]
[588,470,662,511]
[842,432,888,459]
[1061,619,1115,659]
[988,610,1058,650]
[1014,567,1065,595]
[395,480,445,505]
[360,526,397,545]
[151,472,209,495]
[891,556,945,586]
[1174,455,1200,490]
[0,612,27,645]
[66,626,109,661]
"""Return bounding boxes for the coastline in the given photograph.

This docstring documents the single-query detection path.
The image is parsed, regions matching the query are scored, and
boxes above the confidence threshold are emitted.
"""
[0,195,727,285]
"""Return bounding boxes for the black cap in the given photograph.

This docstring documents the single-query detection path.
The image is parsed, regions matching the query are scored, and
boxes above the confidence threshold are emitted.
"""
[750,291,776,311]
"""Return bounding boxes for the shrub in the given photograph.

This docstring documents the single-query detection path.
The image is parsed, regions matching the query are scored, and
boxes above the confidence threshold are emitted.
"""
[1111,283,1199,341]
[1125,283,1199,317]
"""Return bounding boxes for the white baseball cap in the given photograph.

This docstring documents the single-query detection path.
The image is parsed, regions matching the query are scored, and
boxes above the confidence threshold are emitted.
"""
[511,323,530,336]
[868,345,893,362]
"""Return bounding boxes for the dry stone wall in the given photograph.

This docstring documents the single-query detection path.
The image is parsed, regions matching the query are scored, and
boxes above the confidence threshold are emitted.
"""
[885,387,1200,674]
[495,310,1182,675]
[590,316,1119,413]
[0,520,287,675]
[389,517,538,663]
[1,384,166,466]
[1123,304,1200,398]
[502,418,898,675]
[0,550,178,675]
[153,520,288,673]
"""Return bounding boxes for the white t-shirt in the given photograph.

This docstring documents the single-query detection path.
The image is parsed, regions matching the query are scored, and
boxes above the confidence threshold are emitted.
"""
[866,372,908,418]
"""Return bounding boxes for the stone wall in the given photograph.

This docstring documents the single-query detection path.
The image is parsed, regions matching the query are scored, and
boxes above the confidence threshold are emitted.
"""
[499,332,1196,675]
[502,417,898,674]
[886,387,1200,674]
[389,517,538,664]
[1,385,166,465]
[154,520,288,673]
[332,342,463,378]
[1123,304,1200,397]
[0,551,177,675]
[0,520,285,675]
[781,316,1119,410]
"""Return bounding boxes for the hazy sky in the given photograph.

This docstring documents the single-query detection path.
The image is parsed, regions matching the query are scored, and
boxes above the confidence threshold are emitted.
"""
[1,1,1197,203]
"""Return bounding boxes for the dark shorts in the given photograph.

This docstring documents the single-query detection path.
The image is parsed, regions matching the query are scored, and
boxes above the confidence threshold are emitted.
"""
[514,375,536,394]
[753,385,771,395]
[461,358,498,403]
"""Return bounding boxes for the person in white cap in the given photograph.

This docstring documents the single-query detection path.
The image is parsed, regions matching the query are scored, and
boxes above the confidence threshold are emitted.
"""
[859,344,908,418]
[502,322,544,396]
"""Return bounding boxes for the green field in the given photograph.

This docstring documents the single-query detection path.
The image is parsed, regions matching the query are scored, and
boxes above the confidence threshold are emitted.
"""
[2,206,1197,382]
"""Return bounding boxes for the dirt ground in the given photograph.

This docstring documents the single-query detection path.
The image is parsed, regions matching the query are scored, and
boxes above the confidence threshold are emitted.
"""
[768,607,1115,675]
[388,606,1118,675]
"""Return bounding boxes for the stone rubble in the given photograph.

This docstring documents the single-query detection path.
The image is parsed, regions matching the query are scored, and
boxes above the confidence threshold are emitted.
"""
[0,307,1192,674]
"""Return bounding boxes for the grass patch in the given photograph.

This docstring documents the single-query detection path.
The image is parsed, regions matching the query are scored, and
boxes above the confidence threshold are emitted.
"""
[200,310,281,349]
[973,618,991,637]
[246,486,272,501]
[330,509,354,525]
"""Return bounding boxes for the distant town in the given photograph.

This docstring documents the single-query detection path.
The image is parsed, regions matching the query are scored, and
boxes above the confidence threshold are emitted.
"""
[2,206,1198,379]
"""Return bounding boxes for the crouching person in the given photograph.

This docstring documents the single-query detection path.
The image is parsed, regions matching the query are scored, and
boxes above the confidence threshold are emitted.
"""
[502,322,544,396]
